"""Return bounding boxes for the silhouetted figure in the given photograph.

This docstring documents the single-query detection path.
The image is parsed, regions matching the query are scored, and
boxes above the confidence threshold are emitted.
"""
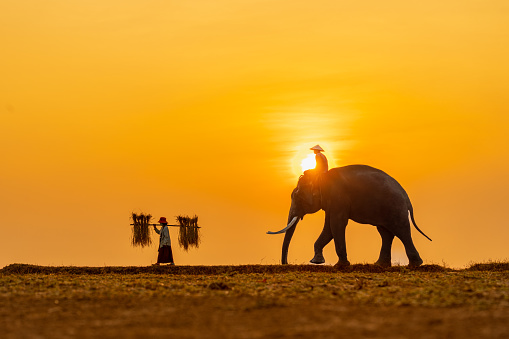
[309,145,328,203]
[153,217,175,265]
[311,144,328,173]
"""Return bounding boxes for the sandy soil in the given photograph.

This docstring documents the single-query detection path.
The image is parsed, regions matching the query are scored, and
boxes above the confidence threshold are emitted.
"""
[1,264,508,338]
[2,296,509,339]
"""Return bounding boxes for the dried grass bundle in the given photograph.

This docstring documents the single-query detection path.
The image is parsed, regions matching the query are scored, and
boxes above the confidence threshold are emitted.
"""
[131,213,152,247]
[177,215,200,251]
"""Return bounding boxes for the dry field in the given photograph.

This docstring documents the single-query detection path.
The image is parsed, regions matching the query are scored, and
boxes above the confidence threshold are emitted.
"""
[1,263,508,338]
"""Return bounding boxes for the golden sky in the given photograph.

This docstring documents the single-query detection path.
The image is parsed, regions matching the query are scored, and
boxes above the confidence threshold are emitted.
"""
[1,1,508,268]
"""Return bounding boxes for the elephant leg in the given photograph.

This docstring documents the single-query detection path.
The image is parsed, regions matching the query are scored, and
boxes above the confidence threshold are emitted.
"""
[310,213,332,264]
[330,212,350,266]
[375,226,394,267]
[393,220,423,267]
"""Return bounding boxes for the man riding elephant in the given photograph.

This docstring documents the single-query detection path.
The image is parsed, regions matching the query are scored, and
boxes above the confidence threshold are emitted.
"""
[309,144,328,204]
[310,144,328,174]
[267,163,432,267]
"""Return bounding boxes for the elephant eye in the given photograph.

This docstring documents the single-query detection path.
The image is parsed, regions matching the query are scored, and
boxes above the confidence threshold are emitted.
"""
[295,190,307,202]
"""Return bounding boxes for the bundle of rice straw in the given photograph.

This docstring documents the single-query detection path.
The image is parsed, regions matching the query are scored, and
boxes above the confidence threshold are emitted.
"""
[177,215,200,251]
[131,213,153,247]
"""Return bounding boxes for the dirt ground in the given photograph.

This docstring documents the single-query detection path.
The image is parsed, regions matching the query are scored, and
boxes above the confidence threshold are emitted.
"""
[1,264,508,338]
[3,296,509,339]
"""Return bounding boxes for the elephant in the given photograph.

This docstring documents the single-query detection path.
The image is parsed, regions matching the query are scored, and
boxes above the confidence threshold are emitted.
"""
[267,165,432,267]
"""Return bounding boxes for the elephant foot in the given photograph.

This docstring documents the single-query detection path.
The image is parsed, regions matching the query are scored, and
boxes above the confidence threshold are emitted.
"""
[334,260,350,267]
[374,260,392,267]
[310,254,325,264]
[408,258,423,268]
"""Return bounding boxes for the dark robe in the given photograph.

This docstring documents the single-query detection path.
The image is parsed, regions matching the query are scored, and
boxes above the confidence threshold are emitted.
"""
[157,245,174,264]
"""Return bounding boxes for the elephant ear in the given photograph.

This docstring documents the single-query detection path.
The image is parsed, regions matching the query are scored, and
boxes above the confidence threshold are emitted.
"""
[296,170,330,210]
[295,175,314,206]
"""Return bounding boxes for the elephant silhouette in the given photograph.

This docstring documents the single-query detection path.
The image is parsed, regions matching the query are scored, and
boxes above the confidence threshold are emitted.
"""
[268,165,431,267]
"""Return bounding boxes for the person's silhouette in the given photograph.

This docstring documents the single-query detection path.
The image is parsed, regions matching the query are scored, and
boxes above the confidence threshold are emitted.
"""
[310,145,328,173]
[153,217,175,265]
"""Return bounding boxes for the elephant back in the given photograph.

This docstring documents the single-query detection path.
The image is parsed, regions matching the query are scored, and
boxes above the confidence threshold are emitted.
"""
[329,164,410,210]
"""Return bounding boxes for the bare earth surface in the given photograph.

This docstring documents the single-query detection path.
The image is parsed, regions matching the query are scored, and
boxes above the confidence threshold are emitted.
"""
[1,263,508,338]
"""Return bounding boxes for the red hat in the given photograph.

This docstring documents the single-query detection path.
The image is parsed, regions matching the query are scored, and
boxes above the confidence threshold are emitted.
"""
[158,217,168,224]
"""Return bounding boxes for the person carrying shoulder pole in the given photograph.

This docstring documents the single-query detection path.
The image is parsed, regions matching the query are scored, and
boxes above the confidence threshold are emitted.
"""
[153,217,175,265]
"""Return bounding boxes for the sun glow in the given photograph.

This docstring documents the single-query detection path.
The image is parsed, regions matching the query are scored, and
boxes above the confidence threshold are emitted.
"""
[301,154,316,172]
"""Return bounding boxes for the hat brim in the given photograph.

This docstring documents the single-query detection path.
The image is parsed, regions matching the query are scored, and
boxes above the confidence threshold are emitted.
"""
[310,144,324,152]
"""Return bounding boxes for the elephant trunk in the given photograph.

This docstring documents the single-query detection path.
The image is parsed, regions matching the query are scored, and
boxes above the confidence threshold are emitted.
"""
[281,212,300,264]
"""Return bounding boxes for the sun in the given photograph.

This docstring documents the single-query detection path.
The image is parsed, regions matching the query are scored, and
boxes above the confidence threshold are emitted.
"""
[300,154,316,172]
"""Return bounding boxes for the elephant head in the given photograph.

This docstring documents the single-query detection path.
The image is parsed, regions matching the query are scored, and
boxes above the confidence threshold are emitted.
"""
[267,171,324,264]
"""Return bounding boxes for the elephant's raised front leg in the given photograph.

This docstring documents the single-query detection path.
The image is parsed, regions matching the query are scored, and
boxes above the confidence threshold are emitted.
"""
[330,211,350,266]
[375,226,394,267]
[310,213,332,264]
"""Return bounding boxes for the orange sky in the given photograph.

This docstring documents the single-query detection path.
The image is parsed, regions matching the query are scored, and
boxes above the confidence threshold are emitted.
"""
[1,1,508,268]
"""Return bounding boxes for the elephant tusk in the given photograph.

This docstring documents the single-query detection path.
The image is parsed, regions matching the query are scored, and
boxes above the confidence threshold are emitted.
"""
[266,216,298,235]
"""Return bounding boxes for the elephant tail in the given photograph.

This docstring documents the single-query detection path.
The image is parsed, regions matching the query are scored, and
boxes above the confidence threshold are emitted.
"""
[408,203,432,241]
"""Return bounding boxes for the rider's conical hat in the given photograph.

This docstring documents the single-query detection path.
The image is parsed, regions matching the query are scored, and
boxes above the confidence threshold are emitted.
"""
[310,145,324,152]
